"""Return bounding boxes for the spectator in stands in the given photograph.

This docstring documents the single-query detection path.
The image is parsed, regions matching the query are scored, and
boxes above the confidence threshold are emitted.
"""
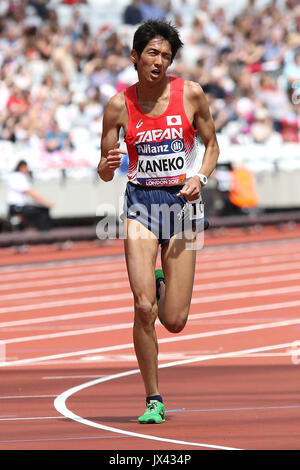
[280,116,300,143]
[286,5,300,49]
[255,74,291,132]
[0,0,299,173]
[283,51,300,86]
[6,160,53,231]
[44,119,73,152]
[263,24,287,72]
[123,0,143,25]
[27,1,49,20]
[213,91,238,134]
[139,0,166,21]
[6,84,29,115]
[172,0,194,20]
[202,68,226,99]
[250,107,282,144]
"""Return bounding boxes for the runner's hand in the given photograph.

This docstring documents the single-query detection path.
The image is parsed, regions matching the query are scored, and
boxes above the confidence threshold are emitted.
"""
[106,141,127,170]
[176,176,201,201]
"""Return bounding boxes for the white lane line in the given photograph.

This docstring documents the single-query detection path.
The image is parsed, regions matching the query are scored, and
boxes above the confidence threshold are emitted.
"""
[36,250,300,270]
[42,375,108,380]
[53,341,297,451]
[191,285,300,304]
[2,271,300,302]
[0,271,128,291]
[0,395,57,399]
[190,299,300,320]
[1,317,299,366]
[193,272,300,291]
[2,254,300,294]
[0,416,65,421]
[1,243,298,278]
[0,293,132,314]
[0,258,126,279]
[197,260,300,280]
[0,281,130,302]
[1,295,300,332]
[1,257,300,292]
[2,249,300,283]
[0,306,132,329]
[1,283,300,315]
[3,314,300,345]
[54,366,241,450]
[0,341,134,367]
[3,321,133,344]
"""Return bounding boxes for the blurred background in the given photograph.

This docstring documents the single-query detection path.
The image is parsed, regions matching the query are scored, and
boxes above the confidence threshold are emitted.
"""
[0,0,299,236]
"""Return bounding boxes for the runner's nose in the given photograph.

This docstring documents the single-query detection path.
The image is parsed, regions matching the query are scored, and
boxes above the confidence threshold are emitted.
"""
[154,54,162,66]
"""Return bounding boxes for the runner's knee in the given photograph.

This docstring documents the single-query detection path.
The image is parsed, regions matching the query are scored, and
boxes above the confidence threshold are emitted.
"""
[163,310,188,334]
[134,296,157,329]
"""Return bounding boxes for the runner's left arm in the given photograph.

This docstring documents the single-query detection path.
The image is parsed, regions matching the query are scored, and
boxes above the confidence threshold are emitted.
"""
[177,83,219,201]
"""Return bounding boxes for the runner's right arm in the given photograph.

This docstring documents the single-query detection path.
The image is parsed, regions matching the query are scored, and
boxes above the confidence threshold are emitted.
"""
[98,93,127,182]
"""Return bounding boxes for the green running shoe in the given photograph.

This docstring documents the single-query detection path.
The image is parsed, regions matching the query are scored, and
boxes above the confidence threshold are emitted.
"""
[138,400,166,424]
[155,269,165,325]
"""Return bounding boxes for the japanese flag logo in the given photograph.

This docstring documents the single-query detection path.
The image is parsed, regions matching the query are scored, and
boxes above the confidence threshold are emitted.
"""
[166,115,182,126]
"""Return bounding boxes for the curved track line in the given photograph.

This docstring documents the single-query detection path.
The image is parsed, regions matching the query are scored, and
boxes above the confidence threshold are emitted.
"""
[54,369,240,451]
[54,341,296,451]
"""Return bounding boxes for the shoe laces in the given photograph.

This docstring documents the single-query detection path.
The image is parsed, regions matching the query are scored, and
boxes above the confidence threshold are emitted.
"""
[146,400,160,413]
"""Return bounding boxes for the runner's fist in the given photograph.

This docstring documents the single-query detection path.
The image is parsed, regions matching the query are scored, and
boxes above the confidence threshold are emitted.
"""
[106,141,127,170]
[176,176,201,201]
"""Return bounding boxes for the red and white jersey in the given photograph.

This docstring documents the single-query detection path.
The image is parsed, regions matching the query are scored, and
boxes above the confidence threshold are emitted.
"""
[124,76,202,187]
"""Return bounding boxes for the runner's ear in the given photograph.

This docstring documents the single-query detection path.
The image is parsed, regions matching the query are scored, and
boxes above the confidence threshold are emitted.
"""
[131,49,138,66]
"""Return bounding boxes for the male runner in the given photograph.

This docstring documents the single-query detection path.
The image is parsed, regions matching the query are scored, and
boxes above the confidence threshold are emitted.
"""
[98,20,219,424]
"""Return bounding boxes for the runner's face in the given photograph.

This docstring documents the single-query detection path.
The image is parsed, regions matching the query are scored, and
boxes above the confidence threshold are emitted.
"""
[133,37,172,82]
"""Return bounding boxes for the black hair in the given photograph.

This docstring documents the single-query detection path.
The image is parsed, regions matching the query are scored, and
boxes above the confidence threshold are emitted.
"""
[14,160,28,171]
[132,20,183,69]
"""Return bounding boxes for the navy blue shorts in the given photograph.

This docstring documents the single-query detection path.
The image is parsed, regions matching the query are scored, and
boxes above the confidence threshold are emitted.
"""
[123,182,209,245]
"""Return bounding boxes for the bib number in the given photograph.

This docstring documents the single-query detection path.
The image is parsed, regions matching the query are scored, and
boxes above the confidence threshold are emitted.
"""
[188,199,204,220]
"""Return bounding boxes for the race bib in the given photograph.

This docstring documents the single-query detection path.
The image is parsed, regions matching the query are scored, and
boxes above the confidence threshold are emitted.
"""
[188,199,205,220]
[135,138,186,186]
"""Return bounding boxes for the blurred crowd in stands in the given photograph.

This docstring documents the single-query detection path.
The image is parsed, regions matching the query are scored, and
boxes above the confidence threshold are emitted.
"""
[0,0,299,165]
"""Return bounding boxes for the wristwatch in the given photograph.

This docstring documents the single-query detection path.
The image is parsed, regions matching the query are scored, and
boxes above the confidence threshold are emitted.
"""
[194,173,208,186]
